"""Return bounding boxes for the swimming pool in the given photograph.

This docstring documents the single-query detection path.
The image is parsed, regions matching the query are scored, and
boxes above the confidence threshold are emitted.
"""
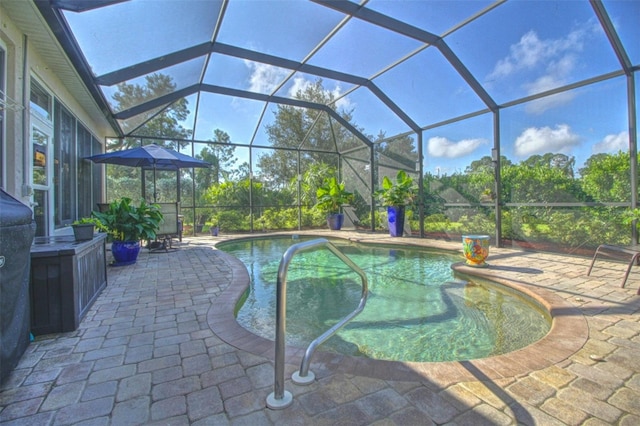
[218,236,551,362]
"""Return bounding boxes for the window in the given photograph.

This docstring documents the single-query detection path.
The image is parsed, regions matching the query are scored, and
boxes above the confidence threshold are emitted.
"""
[52,99,104,229]
[92,137,103,207]
[54,100,75,228]
[30,79,52,121]
[77,124,102,217]
[30,77,54,237]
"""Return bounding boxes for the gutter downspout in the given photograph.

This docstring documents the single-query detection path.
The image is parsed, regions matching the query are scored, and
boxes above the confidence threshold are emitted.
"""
[21,34,30,202]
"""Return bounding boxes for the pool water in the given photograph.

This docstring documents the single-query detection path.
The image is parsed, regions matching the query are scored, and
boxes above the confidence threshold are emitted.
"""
[218,236,551,362]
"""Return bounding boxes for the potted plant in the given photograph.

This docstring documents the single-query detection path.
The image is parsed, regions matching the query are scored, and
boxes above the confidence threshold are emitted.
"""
[92,198,163,266]
[71,217,104,241]
[314,176,354,231]
[480,188,496,203]
[374,170,417,237]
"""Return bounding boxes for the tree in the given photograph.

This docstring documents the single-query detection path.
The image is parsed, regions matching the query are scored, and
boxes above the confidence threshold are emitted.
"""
[376,132,418,170]
[521,153,575,178]
[257,79,359,185]
[195,129,238,188]
[105,74,193,201]
[191,129,245,224]
[502,160,585,203]
[109,73,192,151]
[463,155,513,202]
[299,162,337,206]
[579,151,632,202]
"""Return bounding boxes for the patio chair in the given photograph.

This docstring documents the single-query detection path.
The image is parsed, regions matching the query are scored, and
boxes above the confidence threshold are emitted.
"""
[587,244,640,294]
[149,202,180,252]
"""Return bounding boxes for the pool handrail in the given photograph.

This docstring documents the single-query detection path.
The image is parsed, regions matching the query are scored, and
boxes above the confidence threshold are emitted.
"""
[266,238,369,410]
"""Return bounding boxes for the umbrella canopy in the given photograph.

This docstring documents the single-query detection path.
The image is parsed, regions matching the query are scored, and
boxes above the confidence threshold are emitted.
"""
[86,144,210,201]
[86,144,210,169]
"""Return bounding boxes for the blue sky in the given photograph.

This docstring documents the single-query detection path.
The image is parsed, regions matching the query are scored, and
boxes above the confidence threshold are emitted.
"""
[63,0,639,178]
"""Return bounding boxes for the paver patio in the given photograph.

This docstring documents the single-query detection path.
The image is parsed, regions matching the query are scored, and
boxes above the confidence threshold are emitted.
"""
[1,231,639,425]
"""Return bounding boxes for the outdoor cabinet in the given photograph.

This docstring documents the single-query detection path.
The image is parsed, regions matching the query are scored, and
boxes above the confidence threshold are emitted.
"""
[30,233,107,335]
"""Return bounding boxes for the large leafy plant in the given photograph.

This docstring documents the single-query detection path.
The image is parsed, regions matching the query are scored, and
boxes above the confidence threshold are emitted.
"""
[314,176,354,214]
[375,170,417,207]
[92,198,163,242]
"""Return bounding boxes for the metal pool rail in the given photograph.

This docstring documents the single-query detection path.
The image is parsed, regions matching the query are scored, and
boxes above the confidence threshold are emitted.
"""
[266,238,369,410]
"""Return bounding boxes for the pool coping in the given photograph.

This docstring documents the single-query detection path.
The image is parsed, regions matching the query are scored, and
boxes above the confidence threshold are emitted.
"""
[207,235,589,385]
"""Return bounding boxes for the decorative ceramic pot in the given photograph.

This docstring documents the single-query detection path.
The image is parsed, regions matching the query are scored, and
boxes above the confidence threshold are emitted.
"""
[111,241,141,266]
[387,206,405,237]
[462,235,490,267]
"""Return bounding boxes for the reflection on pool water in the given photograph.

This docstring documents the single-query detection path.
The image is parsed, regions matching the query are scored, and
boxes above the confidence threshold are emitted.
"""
[218,236,551,362]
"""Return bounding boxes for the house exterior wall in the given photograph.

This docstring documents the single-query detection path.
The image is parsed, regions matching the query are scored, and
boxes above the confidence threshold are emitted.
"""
[1,2,113,235]
[0,8,27,201]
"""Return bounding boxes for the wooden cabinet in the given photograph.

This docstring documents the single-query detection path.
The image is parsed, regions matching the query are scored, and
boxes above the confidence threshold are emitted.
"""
[30,233,107,335]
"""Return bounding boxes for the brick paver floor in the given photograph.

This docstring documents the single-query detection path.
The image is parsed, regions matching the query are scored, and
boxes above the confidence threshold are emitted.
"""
[1,231,639,425]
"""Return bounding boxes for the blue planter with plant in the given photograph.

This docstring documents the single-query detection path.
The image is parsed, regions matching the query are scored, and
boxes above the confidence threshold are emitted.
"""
[387,206,406,237]
[375,170,417,237]
[92,198,163,266]
[326,213,345,231]
[314,177,354,231]
[111,241,141,266]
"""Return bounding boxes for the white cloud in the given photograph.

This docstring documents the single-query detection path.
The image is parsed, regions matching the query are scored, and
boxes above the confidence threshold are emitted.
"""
[489,31,548,79]
[524,91,576,114]
[593,131,629,153]
[287,76,353,110]
[522,53,578,113]
[524,54,576,94]
[487,22,597,113]
[288,77,311,98]
[330,86,352,111]
[245,61,289,93]
[514,124,580,157]
[488,27,586,81]
[245,61,354,111]
[427,136,487,158]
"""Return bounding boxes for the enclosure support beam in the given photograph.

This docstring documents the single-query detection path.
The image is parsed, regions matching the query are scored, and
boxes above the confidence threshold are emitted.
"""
[297,151,302,231]
[493,111,502,248]
[370,145,376,232]
[417,132,425,237]
[628,74,638,244]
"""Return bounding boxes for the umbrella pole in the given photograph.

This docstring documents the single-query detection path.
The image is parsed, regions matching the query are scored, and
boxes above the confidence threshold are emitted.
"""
[141,168,147,201]
[153,164,157,202]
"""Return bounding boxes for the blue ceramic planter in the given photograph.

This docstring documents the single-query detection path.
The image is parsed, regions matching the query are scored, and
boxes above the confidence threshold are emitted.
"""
[387,206,405,237]
[111,241,141,266]
[326,213,344,230]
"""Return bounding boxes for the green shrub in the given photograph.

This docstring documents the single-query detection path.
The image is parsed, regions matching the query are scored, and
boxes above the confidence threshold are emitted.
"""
[261,208,299,230]
[214,210,249,232]
[458,213,494,235]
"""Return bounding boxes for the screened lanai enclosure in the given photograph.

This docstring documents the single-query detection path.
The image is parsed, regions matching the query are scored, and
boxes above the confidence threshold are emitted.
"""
[36,0,639,250]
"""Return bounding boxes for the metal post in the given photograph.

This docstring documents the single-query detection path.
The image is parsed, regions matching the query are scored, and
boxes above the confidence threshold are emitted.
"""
[266,268,293,408]
[266,243,297,410]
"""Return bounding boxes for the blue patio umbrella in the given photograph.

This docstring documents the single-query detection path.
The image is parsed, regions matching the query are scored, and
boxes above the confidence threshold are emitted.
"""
[86,144,210,201]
